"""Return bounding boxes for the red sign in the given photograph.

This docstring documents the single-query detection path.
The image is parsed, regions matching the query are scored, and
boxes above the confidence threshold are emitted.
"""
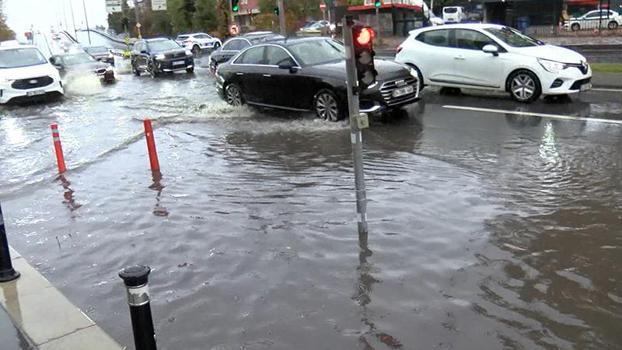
[319,2,326,10]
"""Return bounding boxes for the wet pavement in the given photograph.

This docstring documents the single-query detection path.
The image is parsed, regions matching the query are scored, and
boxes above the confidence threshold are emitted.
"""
[0,307,32,350]
[0,64,621,349]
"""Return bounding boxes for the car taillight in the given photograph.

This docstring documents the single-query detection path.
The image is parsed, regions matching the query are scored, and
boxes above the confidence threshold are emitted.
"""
[396,46,403,54]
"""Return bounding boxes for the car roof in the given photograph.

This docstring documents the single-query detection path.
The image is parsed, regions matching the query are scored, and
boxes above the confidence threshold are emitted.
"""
[265,36,332,47]
[409,23,505,35]
[145,37,173,42]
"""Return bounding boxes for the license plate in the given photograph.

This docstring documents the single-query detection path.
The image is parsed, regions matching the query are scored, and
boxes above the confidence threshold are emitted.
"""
[26,90,45,96]
[580,83,592,92]
[173,60,185,66]
[392,85,414,98]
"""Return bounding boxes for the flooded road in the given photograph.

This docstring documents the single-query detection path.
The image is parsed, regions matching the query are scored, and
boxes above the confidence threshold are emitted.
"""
[1,66,621,349]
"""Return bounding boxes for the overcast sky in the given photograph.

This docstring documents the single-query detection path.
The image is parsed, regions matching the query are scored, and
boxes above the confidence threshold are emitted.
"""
[5,0,108,38]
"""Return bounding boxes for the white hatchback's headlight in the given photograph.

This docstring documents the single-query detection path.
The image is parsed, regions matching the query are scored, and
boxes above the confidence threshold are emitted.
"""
[155,54,165,60]
[538,58,567,73]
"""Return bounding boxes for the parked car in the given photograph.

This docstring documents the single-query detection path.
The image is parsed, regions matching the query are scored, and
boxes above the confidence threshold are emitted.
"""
[83,46,114,65]
[428,13,445,26]
[564,10,621,31]
[0,45,64,104]
[396,24,592,103]
[208,32,284,73]
[442,6,466,24]
[50,51,115,84]
[297,20,330,36]
[175,33,222,55]
[131,38,194,77]
[215,37,420,121]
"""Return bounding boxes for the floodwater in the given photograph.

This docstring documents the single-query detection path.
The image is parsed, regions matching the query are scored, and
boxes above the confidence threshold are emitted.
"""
[0,65,621,350]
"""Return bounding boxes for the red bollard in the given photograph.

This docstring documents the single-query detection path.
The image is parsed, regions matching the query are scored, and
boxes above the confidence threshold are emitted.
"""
[50,123,67,174]
[143,119,160,172]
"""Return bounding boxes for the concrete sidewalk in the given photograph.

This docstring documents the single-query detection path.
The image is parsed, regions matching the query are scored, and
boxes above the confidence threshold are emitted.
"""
[0,248,124,350]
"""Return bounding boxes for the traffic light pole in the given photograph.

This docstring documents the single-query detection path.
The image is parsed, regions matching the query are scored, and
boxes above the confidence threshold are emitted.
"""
[278,0,286,36]
[343,17,368,236]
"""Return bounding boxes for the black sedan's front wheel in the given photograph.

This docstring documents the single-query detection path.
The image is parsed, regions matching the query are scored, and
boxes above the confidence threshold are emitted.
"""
[225,84,244,106]
[314,89,342,122]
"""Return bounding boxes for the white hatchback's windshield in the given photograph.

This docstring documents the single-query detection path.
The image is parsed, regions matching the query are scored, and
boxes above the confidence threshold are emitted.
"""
[0,48,47,69]
[288,39,344,66]
[485,27,540,47]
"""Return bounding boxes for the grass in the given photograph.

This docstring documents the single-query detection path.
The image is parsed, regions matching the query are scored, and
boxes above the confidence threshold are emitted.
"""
[590,63,622,73]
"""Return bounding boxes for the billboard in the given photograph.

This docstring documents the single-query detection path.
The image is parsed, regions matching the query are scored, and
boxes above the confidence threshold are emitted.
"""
[152,0,167,11]
[106,0,123,13]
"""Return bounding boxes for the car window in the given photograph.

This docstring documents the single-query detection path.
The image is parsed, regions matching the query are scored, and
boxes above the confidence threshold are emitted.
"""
[134,42,144,52]
[455,29,495,50]
[177,35,189,40]
[444,7,458,13]
[266,46,295,66]
[416,29,450,47]
[235,46,265,64]
[485,27,539,47]
[287,39,344,66]
[196,34,210,39]
[148,40,181,52]
[223,39,248,51]
[0,48,47,68]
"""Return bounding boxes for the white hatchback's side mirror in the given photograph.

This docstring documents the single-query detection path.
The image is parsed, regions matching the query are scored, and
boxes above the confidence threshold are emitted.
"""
[482,44,499,56]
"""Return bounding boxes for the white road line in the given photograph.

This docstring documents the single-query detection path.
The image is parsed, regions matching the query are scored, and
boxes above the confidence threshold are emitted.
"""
[592,88,622,93]
[442,105,622,125]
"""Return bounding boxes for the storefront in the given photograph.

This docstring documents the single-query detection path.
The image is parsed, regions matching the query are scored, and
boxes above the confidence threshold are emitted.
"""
[346,1,428,36]
[480,0,564,28]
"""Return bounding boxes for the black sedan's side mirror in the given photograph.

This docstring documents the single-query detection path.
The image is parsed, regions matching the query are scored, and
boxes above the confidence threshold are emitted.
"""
[278,62,299,73]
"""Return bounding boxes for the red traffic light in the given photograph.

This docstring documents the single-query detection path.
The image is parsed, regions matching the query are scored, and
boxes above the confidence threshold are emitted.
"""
[354,27,375,47]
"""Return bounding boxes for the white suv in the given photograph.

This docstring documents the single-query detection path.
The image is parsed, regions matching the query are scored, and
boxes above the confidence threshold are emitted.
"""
[396,24,592,103]
[0,45,64,104]
[176,33,222,55]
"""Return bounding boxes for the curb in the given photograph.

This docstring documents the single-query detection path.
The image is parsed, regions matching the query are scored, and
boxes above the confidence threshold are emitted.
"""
[0,248,125,350]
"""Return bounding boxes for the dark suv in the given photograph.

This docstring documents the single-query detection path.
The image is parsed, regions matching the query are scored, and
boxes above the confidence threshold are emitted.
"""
[131,38,194,77]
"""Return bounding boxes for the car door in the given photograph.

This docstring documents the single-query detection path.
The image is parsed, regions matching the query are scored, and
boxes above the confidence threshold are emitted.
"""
[262,45,305,108]
[231,46,266,103]
[414,29,461,85]
[583,11,600,29]
[451,29,505,89]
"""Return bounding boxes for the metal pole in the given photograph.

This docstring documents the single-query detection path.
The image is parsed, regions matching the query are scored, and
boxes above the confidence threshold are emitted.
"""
[119,265,157,350]
[69,0,77,39]
[278,0,286,36]
[375,6,381,40]
[134,0,142,38]
[0,203,20,283]
[342,16,368,235]
[81,0,91,44]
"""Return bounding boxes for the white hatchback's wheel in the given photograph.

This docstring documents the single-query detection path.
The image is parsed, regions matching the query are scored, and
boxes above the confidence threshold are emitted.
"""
[314,90,340,122]
[509,70,541,103]
[225,84,243,106]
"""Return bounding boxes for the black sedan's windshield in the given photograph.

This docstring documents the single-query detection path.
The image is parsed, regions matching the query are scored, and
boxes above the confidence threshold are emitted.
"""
[288,39,344,66]
[0,48,47,68]
[485,27,540,47]
[148,40,181,52]
[61,53,95,65]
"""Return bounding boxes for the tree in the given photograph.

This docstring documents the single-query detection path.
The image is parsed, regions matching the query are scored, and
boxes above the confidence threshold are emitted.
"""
[168,0,195,33]
[193,0,218,32]
[0,0,15,40]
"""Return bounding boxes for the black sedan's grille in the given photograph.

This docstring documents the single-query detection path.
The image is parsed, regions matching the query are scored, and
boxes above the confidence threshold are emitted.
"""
[11,76,54,90]
[380,77,418,106]
[570,77,591,90]
[165,51,187,59]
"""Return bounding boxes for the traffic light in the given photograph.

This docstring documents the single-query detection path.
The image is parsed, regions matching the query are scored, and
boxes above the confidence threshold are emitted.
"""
[374,0,382,8]
[231,0,239,12]
[274,6,279,16]
[352,24,377,90]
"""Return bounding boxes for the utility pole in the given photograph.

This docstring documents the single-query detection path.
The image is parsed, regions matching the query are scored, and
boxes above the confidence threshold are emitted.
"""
[69,0,77,38]
[81,0,91,44]
[278,0,286,36]
[342,16,368,236]
[134,0,142,38]
[375,6,380,40]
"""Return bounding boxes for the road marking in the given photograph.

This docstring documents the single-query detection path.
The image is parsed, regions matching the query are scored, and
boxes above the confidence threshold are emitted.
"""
[591,87,622,93]
[442,105,622,125]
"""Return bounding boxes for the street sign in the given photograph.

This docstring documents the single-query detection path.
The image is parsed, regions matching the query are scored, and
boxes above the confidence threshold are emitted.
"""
[152,0,167,11]
[105,0,122,13]
[136,22,142,28]
[319,2,326,10]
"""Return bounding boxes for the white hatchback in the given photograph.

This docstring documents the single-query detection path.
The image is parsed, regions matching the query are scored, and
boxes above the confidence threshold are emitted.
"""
[176,33,222,55]
[0,45,64,104]
[396,24,592,103]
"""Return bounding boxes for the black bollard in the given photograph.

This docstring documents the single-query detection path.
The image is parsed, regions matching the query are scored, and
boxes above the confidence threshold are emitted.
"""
[0,203,20,282]
[119,265,157,350]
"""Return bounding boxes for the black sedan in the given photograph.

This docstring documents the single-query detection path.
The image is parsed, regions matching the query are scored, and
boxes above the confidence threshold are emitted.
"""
[84,46,114,65]
[215,37,420,121]
[208,31,284,73]
[50,51,115,84]
[131,38,194,77]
